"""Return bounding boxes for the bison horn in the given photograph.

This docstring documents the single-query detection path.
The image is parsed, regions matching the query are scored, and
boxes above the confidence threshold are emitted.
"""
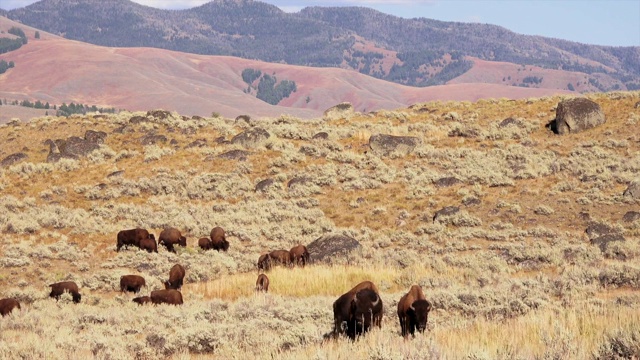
[371,294,379,307]
[409,303,415,312]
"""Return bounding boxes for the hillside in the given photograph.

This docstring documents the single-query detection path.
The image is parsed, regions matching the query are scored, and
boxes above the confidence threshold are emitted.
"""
[4,0,639,92]
[0,91,638,358]
[0,16,573,120]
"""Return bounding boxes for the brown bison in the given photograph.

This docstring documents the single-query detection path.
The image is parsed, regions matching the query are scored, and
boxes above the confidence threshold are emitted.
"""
[0,298,21,316]
[255,274,269,292]
[397,285,432,337]
[289,244,310,267]
[150,289,183,305]
[49,281,81,303]
[210,226,229,251]
[333,281,382,339]
[117,228,152,251]
[120,275,146,293]
[198,237,212,250]
[164,264,186,290]
[158,227,187,253]
[132,296,151,305]
[257,253,271,271]
[139,234,158,253]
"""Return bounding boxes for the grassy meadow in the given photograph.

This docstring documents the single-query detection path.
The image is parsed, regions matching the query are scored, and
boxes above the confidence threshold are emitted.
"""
[0,91,639,359]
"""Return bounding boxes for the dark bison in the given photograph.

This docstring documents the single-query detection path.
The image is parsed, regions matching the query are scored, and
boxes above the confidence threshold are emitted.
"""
[257,253,271,271]
[49,281,81,303]
[289,244,310,267]
[150,289,183,305]
[120,275,146,293]
[117,228,152,251]
[158,227,187,253]
[198,237,212,250]
[210,226,229,251]
[255,274,269,292]
[132,296,151,305]
[257,250,291,271]
[139,234,158,253]
[397,285,432,337]
[0,298,20,316]
[164,264,186,290]
[333,281,382,339]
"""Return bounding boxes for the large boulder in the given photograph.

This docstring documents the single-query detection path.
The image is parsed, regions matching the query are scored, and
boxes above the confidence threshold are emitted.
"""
[230,127,270,149]
[553,98,605,135]
[1,153,28,167]
[623,181,640,200]
[306,234,362,264]
[323,102,355,121]
[368,134,420,157]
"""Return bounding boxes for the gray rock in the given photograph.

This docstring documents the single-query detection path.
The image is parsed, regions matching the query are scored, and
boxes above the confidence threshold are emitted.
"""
[434,177,461,187]
[140,134,168,145]
[230,127,270,149]
[622,211,640,223]
[146,110,172,120]
[306,234,362,264]
[433,206,460,222]
[216,150,251,161]
[368,134,420,157]
[585,223,617,240]
[623,181,640,200]
[553,98,605,135]
[312,132,329,140]
[129,116,149,124]
[323,102,355,121]
[185,139,208,148]
[255,178,275,192]
[1,153,28,167]
[590,234,625,254]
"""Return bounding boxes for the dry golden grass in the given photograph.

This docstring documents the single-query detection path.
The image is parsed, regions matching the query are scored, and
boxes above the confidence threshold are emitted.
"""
[0,91,639,359]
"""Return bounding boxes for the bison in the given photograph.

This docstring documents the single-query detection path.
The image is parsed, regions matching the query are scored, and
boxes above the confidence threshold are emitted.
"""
[117,228,152,251]
[257,253,271,271]
[397,285,432,337]
[0,298,20,316]
[198,237,213,250]
[255,274,269,292]
[132,296,151,305]
[333,281,381,339]
[120,275,146,293]
[289,244,310,267]
[150,289,183,305]
[139,234,158,253]
[210,226,229,251]
[49,281,82,303]
[158,227,187,253]
[164,264,186,290]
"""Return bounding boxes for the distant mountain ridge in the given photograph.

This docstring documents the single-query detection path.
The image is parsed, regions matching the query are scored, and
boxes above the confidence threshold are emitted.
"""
[5,0,639,92]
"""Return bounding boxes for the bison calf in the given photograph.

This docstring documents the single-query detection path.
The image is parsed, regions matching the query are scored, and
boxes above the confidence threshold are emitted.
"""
[397,285,432,337]
[255,274,269,292]
[49,281,82,303]
[0,298,20,316]
[164,264,186,290]
[120,275,146,293]
[132,296,151,305]
[150,289,183,305]
[198,237,212,250]
[139,235,158,253]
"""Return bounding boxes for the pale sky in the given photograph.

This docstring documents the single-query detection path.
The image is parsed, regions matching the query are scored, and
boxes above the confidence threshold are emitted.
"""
[2,0,639,46]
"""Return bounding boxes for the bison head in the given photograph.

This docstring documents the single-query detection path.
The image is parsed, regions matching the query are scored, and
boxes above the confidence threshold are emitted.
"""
[179,236,187,247]
[72,293,82,304]
[348,289,381,338]
[408,299,431,333]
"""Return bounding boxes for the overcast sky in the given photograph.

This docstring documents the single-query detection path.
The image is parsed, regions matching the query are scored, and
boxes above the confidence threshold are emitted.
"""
[2,0,639,46]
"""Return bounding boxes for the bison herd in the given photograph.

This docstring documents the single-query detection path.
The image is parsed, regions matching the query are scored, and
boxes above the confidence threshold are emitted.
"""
[1,226,434,341]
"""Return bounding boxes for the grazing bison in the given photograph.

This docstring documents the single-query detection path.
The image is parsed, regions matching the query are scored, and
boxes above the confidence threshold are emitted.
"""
[198,237,212,250]
[120,275,146,293]
[158,227,187,253]
[0,298,20,316]
[333,281,381,339]
[164,264,186,290]
[269,250,292,267]
[289,244,310,267]
[257,253,271,271]
[210,226,229,251]
[255,274,269,292]
[49,281,82,303]
[397,285,432,337]
[150,289,183,305]
[139,234,158,253]
[117,228,152,251]
[132,296,151,305]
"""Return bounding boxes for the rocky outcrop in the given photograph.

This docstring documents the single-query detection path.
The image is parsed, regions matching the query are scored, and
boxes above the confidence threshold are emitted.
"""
[306,234,362,264]
[44,130,106,163]
[230,127,270,149]
[368,134,420,157]
[553,98,605,135]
